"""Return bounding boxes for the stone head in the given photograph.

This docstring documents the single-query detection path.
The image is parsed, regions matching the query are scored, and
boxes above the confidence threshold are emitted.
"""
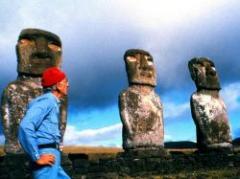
[124,49,157,87]
[16,28,62,75]
[188,57,221,90]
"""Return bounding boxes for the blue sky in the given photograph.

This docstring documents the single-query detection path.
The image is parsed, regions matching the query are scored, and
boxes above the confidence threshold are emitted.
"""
[0,0,240,147]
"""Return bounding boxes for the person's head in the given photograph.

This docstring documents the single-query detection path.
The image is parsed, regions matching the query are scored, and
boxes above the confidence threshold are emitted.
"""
[16,28,62,75]
[188,57,220,90]
[124,49,157,87]
[42,67,69,97]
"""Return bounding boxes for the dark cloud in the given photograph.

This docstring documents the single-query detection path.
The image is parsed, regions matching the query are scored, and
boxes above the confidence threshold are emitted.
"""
[62,23,142,110]
[1,1,240,146]
[1,1,240,112]
[151,6,240,95]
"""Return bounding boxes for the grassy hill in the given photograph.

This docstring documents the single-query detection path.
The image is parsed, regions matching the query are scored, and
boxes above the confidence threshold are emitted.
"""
[2,138,240,156]
[0,145,123,156]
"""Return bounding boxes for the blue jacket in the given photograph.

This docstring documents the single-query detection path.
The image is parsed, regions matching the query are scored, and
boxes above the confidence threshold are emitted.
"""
[18,92,61,161]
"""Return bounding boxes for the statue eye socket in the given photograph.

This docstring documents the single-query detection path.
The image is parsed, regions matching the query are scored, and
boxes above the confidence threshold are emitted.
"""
[145,56,152,61]
[147,61,153,65]
[19,39,32,45]
[126,56,137,62]
[48,43,61,52]
[211,67,216,71]
[145,56,153,65]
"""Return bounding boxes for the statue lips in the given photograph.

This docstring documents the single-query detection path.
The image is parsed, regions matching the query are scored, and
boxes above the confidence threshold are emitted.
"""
[138,62,155,82]
[140,71,153,78]
[30,52,53,65]
[205,68,220,90]
[208,70,217,76]
[31,51,53,59]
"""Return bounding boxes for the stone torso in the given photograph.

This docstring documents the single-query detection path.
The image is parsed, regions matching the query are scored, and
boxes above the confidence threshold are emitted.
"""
[190,91,231,148]
[1,76,43,153]
[119,86,164,150]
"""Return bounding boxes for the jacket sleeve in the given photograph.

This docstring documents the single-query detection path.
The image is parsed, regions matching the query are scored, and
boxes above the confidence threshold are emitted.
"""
[18,101,48,161]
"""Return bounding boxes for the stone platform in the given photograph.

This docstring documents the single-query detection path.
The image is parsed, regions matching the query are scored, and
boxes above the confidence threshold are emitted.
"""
[1,150,240,179]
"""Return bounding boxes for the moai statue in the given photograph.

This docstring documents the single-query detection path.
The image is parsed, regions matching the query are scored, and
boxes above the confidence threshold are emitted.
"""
[1,28,67,154]
[119,49,164,152]
[188,57,232,152]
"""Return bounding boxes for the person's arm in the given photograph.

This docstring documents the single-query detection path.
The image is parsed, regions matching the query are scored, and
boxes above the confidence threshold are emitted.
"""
[18,103,45,161]
[18,101,55,165]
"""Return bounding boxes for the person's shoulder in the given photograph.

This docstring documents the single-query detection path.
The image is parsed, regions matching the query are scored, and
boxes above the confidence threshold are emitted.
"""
[29,93,55,108]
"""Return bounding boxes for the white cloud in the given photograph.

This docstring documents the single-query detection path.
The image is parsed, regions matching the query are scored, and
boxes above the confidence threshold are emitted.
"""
[162,82,240,119]
[115,0,226,29]
[161,82,240,119]
[164,101,189,119]
[164,134,172,141]
[64,123,174,146]
[63,123,122,146]
[221,82,240,111]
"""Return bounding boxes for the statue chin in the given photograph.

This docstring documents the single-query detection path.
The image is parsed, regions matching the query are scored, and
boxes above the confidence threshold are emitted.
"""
[197,80,221,91]
[129,79,156,87]
[197,85,221,91]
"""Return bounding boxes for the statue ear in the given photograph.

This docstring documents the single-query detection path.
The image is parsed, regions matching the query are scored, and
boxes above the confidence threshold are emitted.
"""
[188,58,199,81]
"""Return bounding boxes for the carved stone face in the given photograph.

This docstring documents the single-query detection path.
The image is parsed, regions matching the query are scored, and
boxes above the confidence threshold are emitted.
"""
[16,28,62,75]
[188,57,221,90]
[124,49,157,87]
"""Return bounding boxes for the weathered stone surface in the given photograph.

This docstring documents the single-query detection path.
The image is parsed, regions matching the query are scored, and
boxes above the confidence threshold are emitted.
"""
[188,57,232,152]
[0,153,71,179]
[0,28,67,154]
[119,49,164,151]
[69,152,240,178]
[17,28,62,75]
[119,148,168,159]
[1,154,31,179]
[1,152,240,179]
[123,49,157,87]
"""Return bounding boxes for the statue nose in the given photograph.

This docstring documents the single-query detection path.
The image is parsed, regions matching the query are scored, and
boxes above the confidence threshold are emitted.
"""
[139,55,149,70]
[207,66,217,76]
[35,38,48,54]
[34,37,51,58]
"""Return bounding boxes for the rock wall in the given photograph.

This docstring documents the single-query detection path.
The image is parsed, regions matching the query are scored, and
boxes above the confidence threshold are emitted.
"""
[0,151,240,179]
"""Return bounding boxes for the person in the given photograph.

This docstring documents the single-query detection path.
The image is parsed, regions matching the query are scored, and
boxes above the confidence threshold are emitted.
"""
[18,67,70,179]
